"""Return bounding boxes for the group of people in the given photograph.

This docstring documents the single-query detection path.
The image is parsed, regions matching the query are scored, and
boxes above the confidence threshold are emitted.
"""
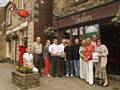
[79,36,109,87]
[22,34,109,87]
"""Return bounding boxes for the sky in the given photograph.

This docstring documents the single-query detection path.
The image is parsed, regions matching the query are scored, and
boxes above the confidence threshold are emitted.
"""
[0,0,9,7]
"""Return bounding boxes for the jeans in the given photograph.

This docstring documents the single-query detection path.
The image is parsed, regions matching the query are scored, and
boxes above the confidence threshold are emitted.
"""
[74,60,80,76]
[66,60,74,75]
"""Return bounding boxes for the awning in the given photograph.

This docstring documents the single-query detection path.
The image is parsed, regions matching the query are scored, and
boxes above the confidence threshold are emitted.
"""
[6,21,28,35]
[0,0,9,7]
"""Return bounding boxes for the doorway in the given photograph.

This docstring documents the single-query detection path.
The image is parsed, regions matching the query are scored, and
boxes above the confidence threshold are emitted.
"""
[100,24,120,75]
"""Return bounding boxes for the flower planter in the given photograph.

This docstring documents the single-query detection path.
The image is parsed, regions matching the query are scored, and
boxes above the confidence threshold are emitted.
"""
[12,71,40,89]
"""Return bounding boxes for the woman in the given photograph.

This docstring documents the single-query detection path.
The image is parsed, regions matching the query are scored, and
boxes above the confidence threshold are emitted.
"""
[79,40,86,79]
[96,39,109,87]
[43,40,51,77]
[83,38,95,85]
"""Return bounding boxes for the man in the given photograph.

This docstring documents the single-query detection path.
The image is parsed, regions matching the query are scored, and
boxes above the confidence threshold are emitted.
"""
[73,39,80,77]
[49,39,61,77]
[58,39,66,75]
[91,34,98,49]
[64,39,74,77]
[32,37,43,74]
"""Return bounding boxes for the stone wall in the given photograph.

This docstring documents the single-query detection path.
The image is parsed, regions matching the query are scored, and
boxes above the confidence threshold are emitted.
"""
[0,8,5,61]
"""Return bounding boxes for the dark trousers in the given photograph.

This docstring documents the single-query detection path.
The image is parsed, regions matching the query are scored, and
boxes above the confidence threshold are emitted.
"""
[33,54,43,74]
[51,56,61,77]
[60,57,66,75]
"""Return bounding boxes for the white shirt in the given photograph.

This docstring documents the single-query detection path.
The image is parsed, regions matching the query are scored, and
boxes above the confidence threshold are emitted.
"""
[49,44,60,56]
[58,44,65,52]
[58,44,65,57]
[23,52,33,62]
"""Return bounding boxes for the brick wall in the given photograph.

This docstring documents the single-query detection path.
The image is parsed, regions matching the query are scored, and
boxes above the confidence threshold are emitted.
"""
[34,0,53,44]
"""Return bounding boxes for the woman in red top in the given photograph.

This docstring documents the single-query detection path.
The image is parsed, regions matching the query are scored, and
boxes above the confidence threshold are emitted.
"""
[83,38,95,85]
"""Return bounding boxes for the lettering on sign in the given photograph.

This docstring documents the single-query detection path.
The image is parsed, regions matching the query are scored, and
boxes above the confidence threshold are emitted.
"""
[72,12,92,23]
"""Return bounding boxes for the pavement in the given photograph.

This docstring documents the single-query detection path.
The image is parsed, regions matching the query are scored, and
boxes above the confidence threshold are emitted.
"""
[0,63,120,90]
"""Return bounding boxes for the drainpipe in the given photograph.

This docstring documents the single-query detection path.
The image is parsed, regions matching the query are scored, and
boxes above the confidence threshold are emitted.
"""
[3,7,7,61]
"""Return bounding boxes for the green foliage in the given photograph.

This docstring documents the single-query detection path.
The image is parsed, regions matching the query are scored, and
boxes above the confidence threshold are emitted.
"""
[111,10,120,26]
[44,27,55,36]
[16,66,33,73]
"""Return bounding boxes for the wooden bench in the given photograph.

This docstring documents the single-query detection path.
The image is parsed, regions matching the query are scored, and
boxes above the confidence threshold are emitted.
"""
[12,71,40,90]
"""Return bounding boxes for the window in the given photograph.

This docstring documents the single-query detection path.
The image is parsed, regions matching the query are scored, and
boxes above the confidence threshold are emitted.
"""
[7,10,12,26]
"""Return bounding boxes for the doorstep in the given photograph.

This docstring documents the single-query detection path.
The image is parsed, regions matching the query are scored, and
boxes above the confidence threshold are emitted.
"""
[108,74,120,81]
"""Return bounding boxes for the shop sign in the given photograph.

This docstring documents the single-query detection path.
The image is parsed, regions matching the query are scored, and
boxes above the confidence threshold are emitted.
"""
[73,12,92,23]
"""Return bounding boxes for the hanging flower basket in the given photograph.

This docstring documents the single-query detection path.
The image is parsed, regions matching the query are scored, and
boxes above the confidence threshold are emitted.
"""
[44,27,55,37]
[111,9,120,26]
[18,9,29,18]
[6,34,12,42]
[11,33,19,40]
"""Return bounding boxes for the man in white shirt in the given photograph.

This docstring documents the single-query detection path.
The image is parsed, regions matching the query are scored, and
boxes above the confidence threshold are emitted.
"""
[23,47,34,67]
[58,39,66,75]
[23,47,38,72]
[49,39,61,77]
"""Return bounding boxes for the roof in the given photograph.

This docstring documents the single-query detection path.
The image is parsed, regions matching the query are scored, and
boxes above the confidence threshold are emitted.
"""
[0,0,9,7]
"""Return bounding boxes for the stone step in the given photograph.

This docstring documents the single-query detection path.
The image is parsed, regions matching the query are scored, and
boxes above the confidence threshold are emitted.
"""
[108,74,120,81]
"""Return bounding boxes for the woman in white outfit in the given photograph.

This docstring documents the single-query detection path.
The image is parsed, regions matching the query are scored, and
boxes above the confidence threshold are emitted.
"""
[83,38,95,85]
[79,40,86,79]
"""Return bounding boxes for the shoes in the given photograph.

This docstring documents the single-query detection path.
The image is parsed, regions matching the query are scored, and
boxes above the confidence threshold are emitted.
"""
[47,74,50,77]
[102,83,109,87]
[66,74,69,77]
[99,81,104,86]
[70,74,73,77]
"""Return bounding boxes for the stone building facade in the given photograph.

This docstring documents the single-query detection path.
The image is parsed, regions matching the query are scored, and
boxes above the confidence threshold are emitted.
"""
[5,0,53,62]
[0,8,6,61]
